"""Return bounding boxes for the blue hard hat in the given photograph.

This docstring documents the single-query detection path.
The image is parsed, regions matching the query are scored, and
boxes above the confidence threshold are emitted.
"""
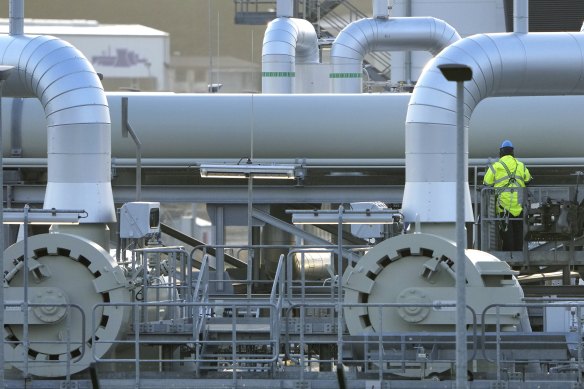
[500,140,513,149]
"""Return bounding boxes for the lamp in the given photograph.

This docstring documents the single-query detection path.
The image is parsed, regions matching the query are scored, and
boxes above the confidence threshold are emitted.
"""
[290,209,398,225]
[3,208,87,224]
[0,64,14,384]
[438,62,473,388]
[437,63,473,82]
[200,163,298,180]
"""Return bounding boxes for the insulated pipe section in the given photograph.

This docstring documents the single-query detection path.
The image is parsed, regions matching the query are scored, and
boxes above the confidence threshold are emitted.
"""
[0,35,115,223]
[262,17,319,93]
[403,32,584,225]
[6,92,584,160]
[330,17,460,93]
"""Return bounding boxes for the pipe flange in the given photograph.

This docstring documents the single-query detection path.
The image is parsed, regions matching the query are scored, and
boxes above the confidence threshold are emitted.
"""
[31,288,68,323]
[342,233,459,334]
[396,288,430,323]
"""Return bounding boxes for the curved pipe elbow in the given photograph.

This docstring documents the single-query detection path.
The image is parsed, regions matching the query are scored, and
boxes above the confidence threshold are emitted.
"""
[262,17,319,93]
[403,32,584,223]
[331,17,460,64]
[0,34,115,223]
[262,17,319,64]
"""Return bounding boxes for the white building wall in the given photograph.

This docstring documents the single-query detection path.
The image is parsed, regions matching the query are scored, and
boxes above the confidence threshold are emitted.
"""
[0,19,170,91]
[390,0,506,84]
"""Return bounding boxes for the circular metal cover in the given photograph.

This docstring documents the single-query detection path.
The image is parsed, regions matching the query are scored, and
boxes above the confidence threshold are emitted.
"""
[3,233,131,377]
[342,233,523,335]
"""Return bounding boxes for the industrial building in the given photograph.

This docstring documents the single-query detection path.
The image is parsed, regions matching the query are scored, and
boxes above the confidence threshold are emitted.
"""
[2,0,584,388]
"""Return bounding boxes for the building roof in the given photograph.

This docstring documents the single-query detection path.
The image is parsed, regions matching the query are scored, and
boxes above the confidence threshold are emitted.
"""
[0,18,168,37]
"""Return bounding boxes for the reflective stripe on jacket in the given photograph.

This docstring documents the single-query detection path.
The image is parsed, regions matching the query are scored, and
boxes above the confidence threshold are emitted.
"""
[483,155,532,216]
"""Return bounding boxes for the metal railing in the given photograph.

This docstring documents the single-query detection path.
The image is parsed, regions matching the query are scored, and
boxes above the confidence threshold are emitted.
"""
[9,237,584,386]
[479,185,578,258]
[4,302,86,381]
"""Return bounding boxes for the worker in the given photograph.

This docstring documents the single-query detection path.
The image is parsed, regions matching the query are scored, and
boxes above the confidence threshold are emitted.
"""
[483,140,532,251]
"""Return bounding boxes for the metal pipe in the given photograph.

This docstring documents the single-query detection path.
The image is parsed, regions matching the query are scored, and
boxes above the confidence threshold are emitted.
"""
[262,18,319,93]
[0,66,13,386]
[22,204,29,378]
[404,0,413,84]
[276,0,293,18]
[514,0,528,34]
[331,17,460,92]
[373,0,389,19]
[121,97,142,201]
[455,79,467,389]
[0,34,115,223]
[8,156,584,169]
[403,31,584,227]
[8,0,24,36]
[7,93,584,160]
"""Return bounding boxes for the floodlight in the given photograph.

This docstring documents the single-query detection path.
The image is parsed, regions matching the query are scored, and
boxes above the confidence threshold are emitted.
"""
[437,63,473,82]
[290,209,398,225]
[200,163,297,180]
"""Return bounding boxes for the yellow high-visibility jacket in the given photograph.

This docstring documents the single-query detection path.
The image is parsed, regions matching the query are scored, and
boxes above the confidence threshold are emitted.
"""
[483,155,532,216]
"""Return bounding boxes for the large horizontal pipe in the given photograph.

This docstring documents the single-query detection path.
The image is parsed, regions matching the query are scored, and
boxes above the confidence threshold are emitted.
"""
[3,92,584,160]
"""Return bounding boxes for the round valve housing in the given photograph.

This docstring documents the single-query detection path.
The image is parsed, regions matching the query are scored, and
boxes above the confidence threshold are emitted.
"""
[3,233,131,377]
[342,233,525,334]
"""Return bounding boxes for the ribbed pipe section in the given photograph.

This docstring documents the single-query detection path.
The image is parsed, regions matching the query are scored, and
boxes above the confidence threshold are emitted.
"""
[0,34,115,223]
[262,17,319,93]
[403,32,584,224]
[330,17,460,93]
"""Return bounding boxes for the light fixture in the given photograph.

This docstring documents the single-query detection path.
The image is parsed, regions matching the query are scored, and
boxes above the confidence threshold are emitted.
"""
[437,63,473,82]
[3,208,87,224]
[200,163,298,180]
[290,209,398,225]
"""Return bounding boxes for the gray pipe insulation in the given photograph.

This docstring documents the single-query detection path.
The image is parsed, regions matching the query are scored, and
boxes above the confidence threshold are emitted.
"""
[4,92,584,161]
[330,17,460,93]
[403,31,584,225]
[0,34,115,223]
[262,17,319,93]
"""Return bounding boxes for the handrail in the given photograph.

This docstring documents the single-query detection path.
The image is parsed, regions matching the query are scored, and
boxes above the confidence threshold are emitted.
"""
[270,254,285,303]
[481,301,584,382]
[193,254,210,346]
[91,300,280,364]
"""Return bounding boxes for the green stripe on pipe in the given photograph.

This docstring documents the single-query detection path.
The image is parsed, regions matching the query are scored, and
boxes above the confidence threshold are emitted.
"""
[329,73,362,79]
[262,72,296,77]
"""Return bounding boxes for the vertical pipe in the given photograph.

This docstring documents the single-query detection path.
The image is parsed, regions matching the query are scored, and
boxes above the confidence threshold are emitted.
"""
[22,204,29,378]
[0,89,3,388]
[373,0,389,18]
[404,0,412,84]
[0,67,13,386]
[455,80,467,388]
[247,177,253,298]
[513,0,528,33]
[277,0,293,17]
[336,206,344,366]
[9,0,24,36]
